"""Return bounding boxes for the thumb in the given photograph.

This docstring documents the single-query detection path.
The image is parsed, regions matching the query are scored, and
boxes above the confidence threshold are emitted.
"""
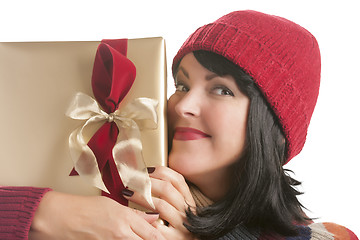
[133,209,160,224]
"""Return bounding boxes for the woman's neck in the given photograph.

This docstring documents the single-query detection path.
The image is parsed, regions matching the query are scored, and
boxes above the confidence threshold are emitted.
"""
[187,167,232,202]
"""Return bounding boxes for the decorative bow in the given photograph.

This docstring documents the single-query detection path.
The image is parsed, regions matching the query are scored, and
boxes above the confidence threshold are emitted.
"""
[67,39,157,208]
[67,92,157,208]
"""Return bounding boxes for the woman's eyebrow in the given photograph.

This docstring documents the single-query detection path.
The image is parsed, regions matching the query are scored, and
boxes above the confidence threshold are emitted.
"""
[177,66,189,78]
[205,73,219,81]
[177,66,218,81]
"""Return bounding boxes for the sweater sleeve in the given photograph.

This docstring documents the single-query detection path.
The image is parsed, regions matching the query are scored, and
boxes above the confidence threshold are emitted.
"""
[317,222,359,240]
[218,222,358,240]
[287,222,359,240]
[0,186,52,240]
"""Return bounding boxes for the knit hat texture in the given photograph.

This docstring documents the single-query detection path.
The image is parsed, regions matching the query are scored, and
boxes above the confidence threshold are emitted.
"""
[172,10,321,163]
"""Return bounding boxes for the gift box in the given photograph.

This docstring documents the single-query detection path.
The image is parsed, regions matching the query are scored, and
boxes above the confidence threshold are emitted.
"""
[0,37,167,208]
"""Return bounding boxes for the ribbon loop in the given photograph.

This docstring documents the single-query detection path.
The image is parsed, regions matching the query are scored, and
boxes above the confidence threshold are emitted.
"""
[66,92,107,120]
[92,42,136,113]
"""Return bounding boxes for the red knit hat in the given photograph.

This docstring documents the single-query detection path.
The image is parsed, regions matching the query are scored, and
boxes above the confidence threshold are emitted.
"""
[172,10,321,163]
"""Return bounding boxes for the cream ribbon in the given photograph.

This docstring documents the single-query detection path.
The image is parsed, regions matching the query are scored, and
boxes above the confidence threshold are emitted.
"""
[66,92,158,208]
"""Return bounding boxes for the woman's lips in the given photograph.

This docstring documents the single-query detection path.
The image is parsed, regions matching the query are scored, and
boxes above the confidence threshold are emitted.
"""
[173,127,210,141]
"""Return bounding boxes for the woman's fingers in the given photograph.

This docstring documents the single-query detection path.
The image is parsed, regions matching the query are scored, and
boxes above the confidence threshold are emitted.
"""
[148,166,196,208]
[102,199,164,240]
[132,208,160,224]
[129,215,165,240]
[122,166,196,212]
[93,196,165,240]
[122,166,197,236]
[150,177,188,212]
[122,188,154,211]
[152,196,188,231]
[152,221,195,240]
[123,189,186,230]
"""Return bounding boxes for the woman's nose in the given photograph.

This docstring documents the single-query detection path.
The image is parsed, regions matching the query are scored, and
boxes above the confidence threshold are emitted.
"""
[174,90,201,118]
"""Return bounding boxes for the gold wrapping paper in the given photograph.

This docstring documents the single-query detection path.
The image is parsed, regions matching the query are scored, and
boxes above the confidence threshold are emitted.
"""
[0,38,167,202]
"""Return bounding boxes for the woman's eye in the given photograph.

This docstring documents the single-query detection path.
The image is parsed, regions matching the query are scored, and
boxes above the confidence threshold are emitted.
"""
[212,86,234,96]
[175,83,189,92]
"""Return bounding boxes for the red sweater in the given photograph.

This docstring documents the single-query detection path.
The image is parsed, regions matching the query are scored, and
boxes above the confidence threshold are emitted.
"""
[0,186,51,240]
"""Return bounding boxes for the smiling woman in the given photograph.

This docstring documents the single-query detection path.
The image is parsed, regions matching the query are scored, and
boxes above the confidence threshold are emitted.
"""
[169,50,305,238]
[168,52,250,202]
[0,10,358,240]
[161,10,357,239]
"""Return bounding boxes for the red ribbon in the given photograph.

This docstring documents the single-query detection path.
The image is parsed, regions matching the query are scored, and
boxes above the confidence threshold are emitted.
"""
[70,39,136,205]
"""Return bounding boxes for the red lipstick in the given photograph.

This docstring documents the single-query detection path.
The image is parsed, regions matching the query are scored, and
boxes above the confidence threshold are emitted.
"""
[173,127,210,141]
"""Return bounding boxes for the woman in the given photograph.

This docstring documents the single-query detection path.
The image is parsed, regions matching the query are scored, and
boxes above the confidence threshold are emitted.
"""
[1,10,358,240]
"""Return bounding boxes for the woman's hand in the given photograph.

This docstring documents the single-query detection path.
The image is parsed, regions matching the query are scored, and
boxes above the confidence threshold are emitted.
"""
[123,166,197,240]
[29,191,165,240]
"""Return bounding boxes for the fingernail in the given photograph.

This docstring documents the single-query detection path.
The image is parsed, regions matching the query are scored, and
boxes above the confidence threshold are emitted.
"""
[122,188,134,197]
[145,212,159,215]
[147,167,155,174]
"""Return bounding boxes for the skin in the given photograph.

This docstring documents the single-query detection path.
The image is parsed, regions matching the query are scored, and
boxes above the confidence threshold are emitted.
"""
[29,191,165,240]
[168,53,250,201]
[29,53,250,239]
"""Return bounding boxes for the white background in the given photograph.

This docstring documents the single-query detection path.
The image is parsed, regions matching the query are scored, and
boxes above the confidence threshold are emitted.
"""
[1,0,359,236]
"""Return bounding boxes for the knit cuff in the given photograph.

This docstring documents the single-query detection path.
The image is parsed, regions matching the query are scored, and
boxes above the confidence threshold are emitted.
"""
[0,186,52,240]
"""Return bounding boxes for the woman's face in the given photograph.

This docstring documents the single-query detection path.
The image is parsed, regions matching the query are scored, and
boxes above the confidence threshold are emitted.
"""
[168,53,250,199]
